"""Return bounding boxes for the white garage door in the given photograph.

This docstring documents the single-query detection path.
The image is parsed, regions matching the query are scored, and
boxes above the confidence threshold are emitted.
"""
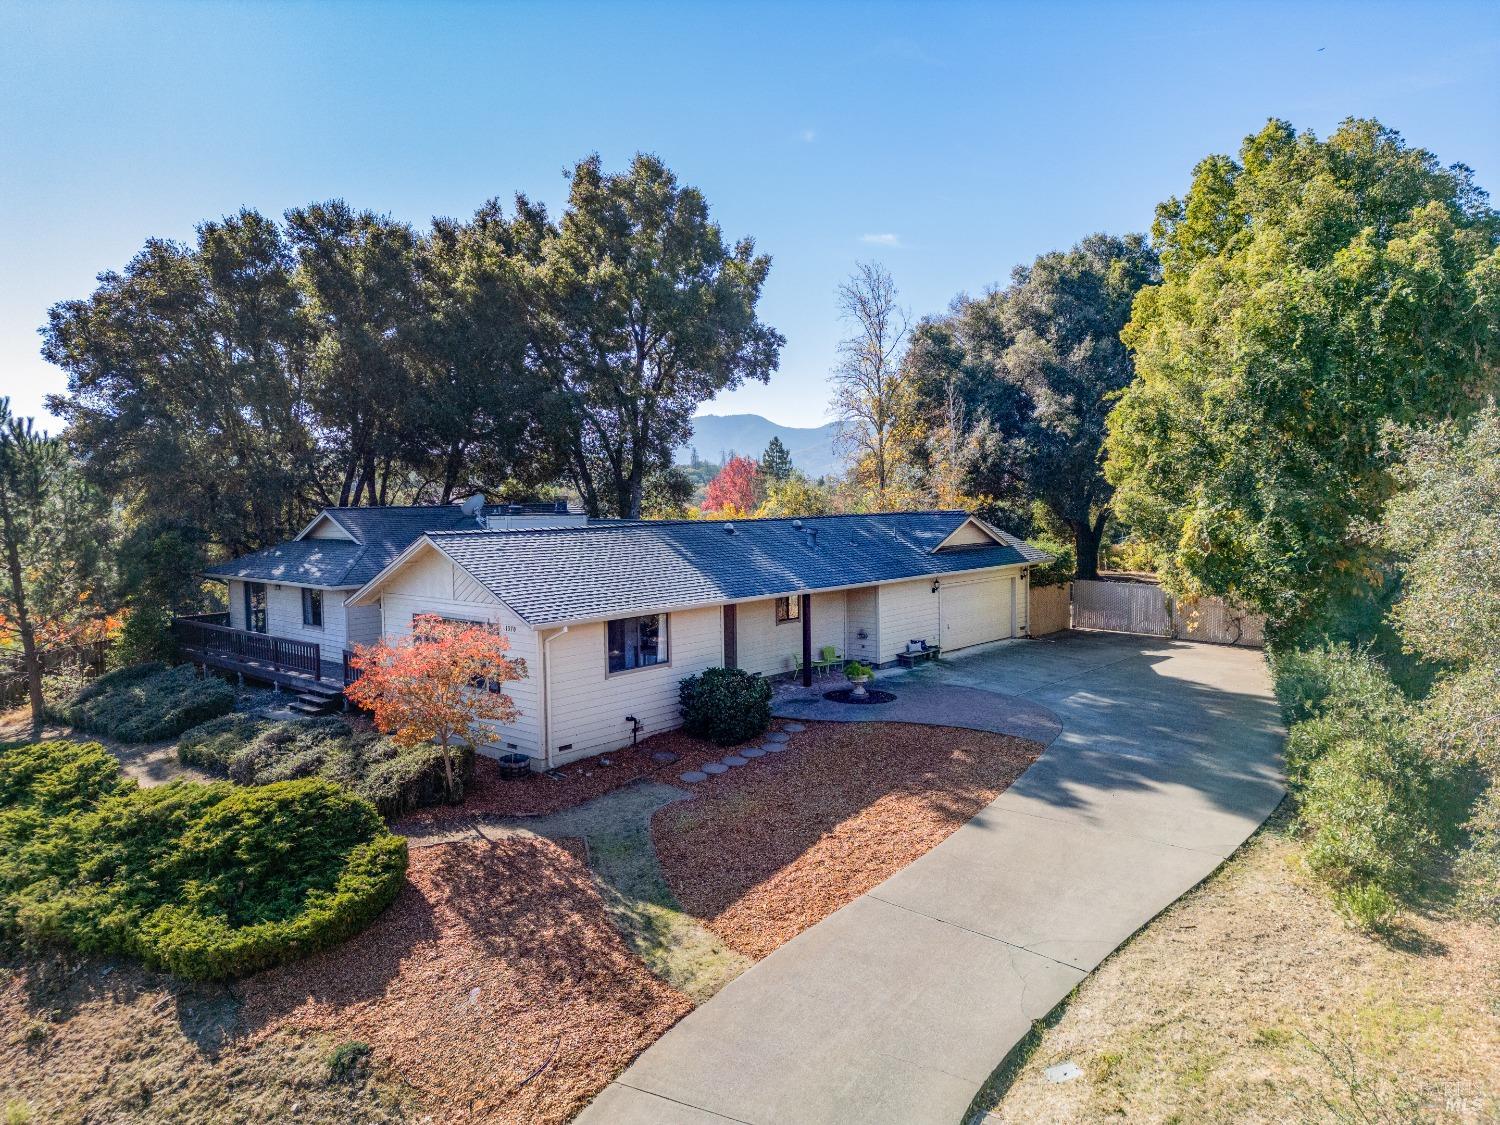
[940,575,1015,652]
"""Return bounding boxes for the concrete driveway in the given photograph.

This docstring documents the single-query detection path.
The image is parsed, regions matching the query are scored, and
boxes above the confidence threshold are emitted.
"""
[580,631,1285,1124]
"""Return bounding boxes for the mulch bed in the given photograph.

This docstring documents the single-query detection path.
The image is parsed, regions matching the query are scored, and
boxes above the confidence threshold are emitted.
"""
[239,835,692,1125]
[400,728,766,824]
[652,721,1043,960]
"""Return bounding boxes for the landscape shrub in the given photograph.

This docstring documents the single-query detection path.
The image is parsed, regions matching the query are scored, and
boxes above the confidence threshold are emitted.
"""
[1331,881,1399,932]
[1271,643,1448,906]
[109,604,178,669]
[50,663,234,743]
[678,666,772,746]
[178,715,473,817]
[1271,644,1405,730]
[0,740,407,979]
[1298,729,1439,894]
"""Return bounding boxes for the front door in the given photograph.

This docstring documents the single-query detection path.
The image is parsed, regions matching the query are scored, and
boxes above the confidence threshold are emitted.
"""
[244,582,268,633]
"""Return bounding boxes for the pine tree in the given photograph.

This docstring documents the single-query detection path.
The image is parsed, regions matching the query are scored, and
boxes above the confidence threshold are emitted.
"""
[761,436,793,482]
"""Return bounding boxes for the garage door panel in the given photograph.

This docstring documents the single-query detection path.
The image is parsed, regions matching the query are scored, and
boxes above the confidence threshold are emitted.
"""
[940,576,1014,651]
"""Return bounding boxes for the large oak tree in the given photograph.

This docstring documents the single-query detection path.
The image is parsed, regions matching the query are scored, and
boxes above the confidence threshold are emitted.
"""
[531,154,783,518]
[907,234,1158,577]
[1105,118,1500,630]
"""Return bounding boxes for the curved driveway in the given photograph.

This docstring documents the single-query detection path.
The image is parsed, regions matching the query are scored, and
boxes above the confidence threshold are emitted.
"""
[580,631,1285,1124]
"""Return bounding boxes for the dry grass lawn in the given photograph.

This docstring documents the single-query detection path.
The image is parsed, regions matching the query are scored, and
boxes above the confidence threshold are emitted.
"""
[979,808,1500,1124]
[0,952,410,1123]
[653,721,1042,959]
[240,834,692,1125]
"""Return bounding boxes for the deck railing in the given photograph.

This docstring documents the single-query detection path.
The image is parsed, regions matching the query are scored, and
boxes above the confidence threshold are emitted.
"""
[173,617,324,680]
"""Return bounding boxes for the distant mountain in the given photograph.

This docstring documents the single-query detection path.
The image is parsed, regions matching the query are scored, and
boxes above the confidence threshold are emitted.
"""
[676,414,841,479]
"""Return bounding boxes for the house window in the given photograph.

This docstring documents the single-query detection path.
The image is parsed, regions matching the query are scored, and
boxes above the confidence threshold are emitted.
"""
[245,582,267,633]
[775,596,801,624]
[607,614,667,674]
[301,588,323,628]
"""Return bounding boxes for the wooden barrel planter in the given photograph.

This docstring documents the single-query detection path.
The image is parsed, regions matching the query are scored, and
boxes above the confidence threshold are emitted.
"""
[497,752,532,780]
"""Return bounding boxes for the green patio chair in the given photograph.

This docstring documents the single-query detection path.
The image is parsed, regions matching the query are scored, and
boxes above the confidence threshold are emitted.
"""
[814,645,841,676]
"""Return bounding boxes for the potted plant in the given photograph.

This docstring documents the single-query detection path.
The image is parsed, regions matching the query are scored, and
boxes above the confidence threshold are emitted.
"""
[844,660,874,699]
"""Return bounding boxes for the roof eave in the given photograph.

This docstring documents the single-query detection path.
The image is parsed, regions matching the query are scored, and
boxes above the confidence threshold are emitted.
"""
[520,558,1036,630]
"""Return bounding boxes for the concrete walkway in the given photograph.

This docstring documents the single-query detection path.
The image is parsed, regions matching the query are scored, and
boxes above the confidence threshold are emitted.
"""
[579,632,1284,1125]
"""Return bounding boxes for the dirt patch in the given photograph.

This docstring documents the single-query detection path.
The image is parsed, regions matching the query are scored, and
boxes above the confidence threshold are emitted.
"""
[980,808,1500,1124]
[239,834,692,1125]
[652,721,1042,959]
[0,951,409,1123]
[401,727,762,823]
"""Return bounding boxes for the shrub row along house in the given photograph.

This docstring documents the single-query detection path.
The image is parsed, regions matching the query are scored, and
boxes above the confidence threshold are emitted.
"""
[190,502,1050,769]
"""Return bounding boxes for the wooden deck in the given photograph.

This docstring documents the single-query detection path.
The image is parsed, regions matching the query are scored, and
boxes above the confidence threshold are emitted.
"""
[173,614,357,694]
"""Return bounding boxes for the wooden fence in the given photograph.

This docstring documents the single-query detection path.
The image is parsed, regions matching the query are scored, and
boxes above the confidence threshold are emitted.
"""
[1031,578,1265,648]
[1028,582,1073,637]
[1,641,107,708]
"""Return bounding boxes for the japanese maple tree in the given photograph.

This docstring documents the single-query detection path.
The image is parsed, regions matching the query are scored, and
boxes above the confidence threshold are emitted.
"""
[703,455,762,513]
[345,614,527,798]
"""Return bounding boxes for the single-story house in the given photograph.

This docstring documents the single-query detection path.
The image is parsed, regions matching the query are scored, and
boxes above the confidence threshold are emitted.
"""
[345,510,1049,768]
[195,505,1049,768]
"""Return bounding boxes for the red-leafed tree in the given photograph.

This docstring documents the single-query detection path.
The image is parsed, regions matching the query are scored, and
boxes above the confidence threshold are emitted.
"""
[345,614,527,798]
[703,455,762,513]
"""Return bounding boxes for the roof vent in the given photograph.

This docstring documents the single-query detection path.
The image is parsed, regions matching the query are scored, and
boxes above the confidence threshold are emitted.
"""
[723,522,736,535]
[792,520,803,530]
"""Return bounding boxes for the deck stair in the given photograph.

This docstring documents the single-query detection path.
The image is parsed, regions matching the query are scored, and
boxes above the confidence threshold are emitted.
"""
[287,681,344,716]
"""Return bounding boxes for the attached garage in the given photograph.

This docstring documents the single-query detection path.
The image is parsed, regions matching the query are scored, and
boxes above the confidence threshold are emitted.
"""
[939,573,1016,652]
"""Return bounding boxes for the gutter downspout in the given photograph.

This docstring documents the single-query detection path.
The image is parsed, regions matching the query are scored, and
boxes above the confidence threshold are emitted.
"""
[539,625,570,771]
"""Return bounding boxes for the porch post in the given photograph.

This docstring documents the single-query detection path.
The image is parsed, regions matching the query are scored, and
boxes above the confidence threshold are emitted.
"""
[801,593,813,687]
[722,604,738,669]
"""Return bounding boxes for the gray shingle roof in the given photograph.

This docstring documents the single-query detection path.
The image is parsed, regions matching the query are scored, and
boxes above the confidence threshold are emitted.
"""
[426,511,1051,626]
[201,540,366,587]
[204,504,482,587]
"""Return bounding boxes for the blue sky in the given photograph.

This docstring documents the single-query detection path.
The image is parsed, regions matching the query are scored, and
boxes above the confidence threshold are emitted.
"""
[3,1,1497,431]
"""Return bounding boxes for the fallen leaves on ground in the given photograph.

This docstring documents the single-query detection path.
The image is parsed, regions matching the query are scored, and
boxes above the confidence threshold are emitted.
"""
[239,835,692,1125]
[652,722,1042,959]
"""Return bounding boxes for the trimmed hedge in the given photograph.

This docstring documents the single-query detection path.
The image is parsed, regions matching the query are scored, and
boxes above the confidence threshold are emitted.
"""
[679,666,772,746]
[179,715,474,817]
[0,739,407,980]
[50,662,235,743]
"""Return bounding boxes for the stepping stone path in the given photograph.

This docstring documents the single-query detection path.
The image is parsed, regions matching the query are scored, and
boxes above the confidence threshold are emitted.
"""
[653,751,681,764]
[671,729,801,787]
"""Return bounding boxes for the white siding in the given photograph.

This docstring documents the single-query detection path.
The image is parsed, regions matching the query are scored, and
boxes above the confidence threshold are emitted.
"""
[877,577,942,663]
[344,600,383,647]
[224,578,360,653]
[374,547,543,759]
[845,586,879,664]
[546,605,722,765]
[304,515,354,540]
[262,584,358,651]
[734,593,847,678]
[940,521,999,548]
[227,580,245,630]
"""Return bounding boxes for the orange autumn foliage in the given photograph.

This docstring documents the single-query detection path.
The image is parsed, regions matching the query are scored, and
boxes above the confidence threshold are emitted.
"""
[346,614,528,795]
